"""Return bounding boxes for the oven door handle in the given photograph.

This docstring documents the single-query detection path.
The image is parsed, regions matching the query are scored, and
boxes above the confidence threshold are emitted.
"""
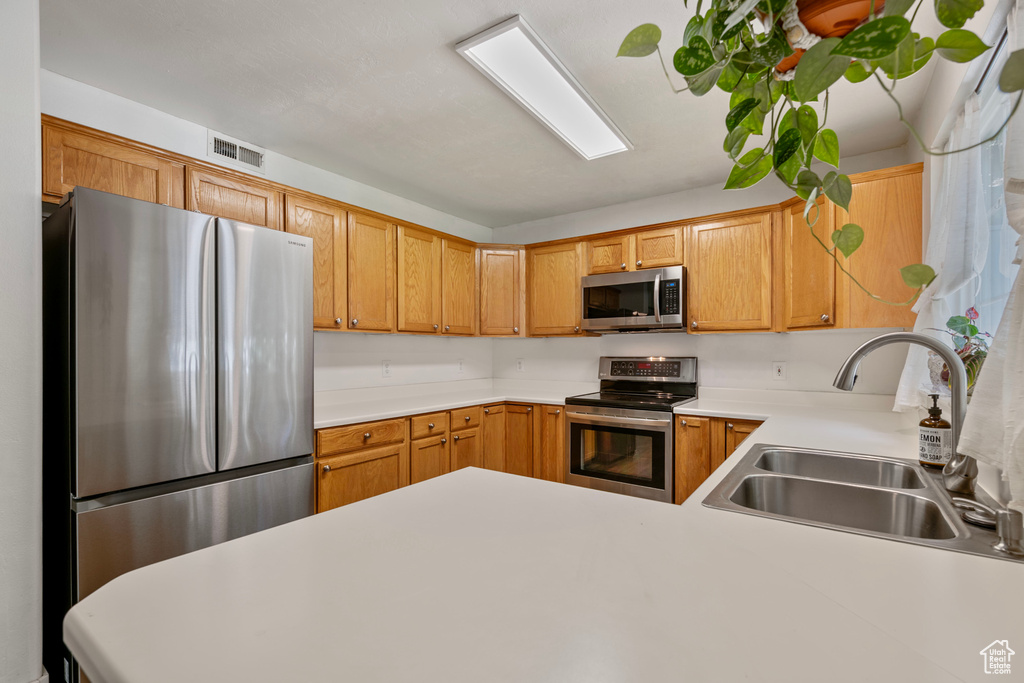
[566,412,672,428]
[653,271,661,323]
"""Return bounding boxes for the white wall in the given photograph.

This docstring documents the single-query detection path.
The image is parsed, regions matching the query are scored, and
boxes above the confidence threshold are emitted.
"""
[493,328,908,396]
[492,147,911,244]
[0,3,44,683]
[40,70,493,244]
[314,333,492,392]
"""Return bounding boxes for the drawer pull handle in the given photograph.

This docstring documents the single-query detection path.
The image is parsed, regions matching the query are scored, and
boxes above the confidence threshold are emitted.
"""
[428,423,435,429]
[454,435,460,441]
[556,409,561,415]
[727,423,734,430]
[484,408,490,414]
[679,419,687,426]
[441,438,447,444]
[465,415,471,421]
[527,407,532,412]
[364,432,371,439]
[322,464,331,473]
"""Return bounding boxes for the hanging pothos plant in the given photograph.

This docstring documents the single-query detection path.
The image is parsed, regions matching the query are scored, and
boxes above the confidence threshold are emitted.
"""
[619,0,1024,305]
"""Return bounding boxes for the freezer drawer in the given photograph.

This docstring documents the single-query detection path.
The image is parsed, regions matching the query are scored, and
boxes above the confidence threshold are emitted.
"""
[74,461,313,601]
[218,220,314,470]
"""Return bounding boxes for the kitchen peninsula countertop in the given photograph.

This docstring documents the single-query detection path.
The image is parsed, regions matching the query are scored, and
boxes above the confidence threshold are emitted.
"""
[64,389,1024,682]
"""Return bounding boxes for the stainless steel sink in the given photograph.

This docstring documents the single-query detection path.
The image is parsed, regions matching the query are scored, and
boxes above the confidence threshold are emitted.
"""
[704,444,1024,563]
[753,448,926,489]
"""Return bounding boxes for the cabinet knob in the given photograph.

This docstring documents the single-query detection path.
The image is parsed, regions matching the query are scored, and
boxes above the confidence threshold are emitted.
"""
[527,407,532,412]
[820,314,831,323]
[574,326,580,333]
[454,435,460,441]
[636,260,642,267]
[727,423,734,430]
[322,464,331,473]
[620,262,627,269]
[556,409,561,415]
[363,432,371,439]
[445,325,450,331]
[679,419,687,426]
[351,319,359,327]
[433,324,439,330]
[513,326,519,333]
[441,437,447,444]
[465,415,471,421]
[335,318,342,325]
[428,423,435,429]
[484,408,490,414]
[691,321,698,330]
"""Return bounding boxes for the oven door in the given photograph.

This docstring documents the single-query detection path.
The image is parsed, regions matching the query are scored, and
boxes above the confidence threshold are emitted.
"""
[581,267,684,332]
[564,410,673,503]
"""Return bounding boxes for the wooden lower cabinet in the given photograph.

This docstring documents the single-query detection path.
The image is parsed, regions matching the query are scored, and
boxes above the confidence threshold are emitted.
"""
[410,434,449,485]
[534,405,565,483]
[674,415,763,504]
[481,404,506,471]
[450,428,482,471]
[317,442,410,512]
[504,404,535,477]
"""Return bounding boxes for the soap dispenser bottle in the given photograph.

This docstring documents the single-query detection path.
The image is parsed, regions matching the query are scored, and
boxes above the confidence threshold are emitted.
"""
[919,394,952,468]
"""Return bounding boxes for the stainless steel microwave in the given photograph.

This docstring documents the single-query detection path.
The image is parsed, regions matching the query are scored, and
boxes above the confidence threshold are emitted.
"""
[581,266,686,333]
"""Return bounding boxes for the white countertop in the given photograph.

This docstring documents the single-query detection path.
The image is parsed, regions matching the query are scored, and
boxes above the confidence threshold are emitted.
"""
[65,391,1024,682]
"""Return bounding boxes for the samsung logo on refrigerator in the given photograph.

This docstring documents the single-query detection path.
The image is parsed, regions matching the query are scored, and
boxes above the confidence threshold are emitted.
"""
[287,241,307,248]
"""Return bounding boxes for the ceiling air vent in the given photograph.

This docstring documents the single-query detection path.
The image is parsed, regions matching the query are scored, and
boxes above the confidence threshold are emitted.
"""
[207,130,266,175]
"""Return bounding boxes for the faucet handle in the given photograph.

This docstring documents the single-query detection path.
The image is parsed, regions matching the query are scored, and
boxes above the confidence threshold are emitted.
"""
[994,509,1024,556]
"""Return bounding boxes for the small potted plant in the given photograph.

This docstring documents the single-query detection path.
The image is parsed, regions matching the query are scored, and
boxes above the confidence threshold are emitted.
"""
[929,307,992,395]
[618,0,1024,303]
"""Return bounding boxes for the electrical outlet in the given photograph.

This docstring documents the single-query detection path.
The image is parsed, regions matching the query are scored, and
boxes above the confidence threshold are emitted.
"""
[382,360,392,378]
[457,358,464,374]
[516,358,526,373]
[772,361,787,381]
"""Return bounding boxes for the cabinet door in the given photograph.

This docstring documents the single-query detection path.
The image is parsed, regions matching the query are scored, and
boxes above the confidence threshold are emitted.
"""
[836,165,922,328]
[442,239,477,335]
[674,416,712,504]
[781,199,835,330]
[587,235,633,274]
[410,435,449,485]
[347,212,395,332]
[317,443,410,512]
[687,213,773,332]
[396,225,441,333]
[534,406,565,483]
[482,404,506,471]
[450,428,482,471]
[285,195,346,329]
[479,249,522,336]
[43,124,185,207]
[724,419,762,459]
[187,168,283,230]
[527,243,582,336]
[634,225,683,269]
[504,404,535,477]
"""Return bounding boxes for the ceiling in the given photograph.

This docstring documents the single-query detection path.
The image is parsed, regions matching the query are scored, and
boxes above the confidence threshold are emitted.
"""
[40,0,936,228]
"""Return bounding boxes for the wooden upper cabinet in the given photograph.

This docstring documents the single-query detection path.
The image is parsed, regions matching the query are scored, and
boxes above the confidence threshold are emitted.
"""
[42,121,185,207]
[479,248,523,336]
[587,235,633,274]
[396,225,441,333]
[634,225,683,269]
[687,212,773,332]
[347,212,395,332]
[527,242,583,336]
[780,198,836,330]
[442,240,477,335]
[504,404,535,477]
[481,404,507,472]
[285,195,346,329]
[534,405,565,484]
[836,164,923,329]
[675,415,712,504]
[186,167,283,230]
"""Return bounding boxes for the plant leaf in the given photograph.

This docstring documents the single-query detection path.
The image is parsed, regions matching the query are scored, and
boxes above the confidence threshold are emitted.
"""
[803,192,822,223]
[674,37,715,76]
[844,60,874,82]
[774,128,803,168]
[725,0,760,30]
[823,172,853,210]
[934,29,990,62]
[1000,49,1024,92]
[683,16,704,47]
[778,108,797,134]
[724,126,751,159]
[900,263,937,288]
[832,17,912,60]
[934,0,983,29]
[724,149,773,189]
[796,105,819,148]
[750,30,793,68]
[618,24,662,57]
[813,129,840,166]
[947,315,972,334]
[884,0,916,16]
[831,223,864,258]
[794,38,850,102]
[796,170,822,200]
[686,63,726,95]
[726,98,759,132]
[776,152,802,185]
[717,59,745,91]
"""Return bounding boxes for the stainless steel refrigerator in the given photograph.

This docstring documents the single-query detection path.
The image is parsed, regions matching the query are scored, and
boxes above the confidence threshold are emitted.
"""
[42,188,315,683]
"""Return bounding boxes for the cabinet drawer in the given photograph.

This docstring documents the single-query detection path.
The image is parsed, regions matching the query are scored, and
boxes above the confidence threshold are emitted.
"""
[410,412,449,440]
[450,405,482,431]
[318,418,407,456]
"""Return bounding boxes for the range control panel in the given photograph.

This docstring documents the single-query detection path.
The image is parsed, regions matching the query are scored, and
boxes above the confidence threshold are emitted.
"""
[598,356,697,382]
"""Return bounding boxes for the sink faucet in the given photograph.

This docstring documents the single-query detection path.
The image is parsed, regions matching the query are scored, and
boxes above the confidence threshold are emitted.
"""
[833,331,978,494]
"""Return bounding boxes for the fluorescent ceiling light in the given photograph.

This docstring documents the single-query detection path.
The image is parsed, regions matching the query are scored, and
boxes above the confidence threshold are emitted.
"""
[456,16,632,160]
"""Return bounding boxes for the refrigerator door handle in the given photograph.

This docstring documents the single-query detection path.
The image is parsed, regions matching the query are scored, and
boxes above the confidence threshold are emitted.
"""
[199,221,217,473]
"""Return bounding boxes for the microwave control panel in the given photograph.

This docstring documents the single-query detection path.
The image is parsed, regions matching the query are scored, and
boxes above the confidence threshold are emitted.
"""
[660,279,681,315]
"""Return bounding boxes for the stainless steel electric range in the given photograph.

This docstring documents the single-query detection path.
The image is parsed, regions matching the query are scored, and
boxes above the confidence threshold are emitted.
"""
[564,357,698,503]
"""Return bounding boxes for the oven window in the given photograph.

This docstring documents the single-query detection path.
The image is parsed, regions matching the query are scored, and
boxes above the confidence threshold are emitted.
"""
[584,281,654,320]
[569,423,665,489]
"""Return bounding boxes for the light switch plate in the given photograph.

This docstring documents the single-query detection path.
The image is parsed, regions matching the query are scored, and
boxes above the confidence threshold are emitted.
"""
[772,361,787,381]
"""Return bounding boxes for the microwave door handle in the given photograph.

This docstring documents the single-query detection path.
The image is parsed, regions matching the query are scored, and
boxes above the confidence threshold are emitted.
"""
[653,271,662,323]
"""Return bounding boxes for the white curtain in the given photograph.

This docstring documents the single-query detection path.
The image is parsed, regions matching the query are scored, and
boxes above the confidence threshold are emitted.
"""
[958,4,1024,508]
[893,95,990,413]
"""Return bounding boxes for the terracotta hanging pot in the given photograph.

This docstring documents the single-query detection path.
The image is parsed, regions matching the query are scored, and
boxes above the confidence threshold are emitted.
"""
[771,0,887,73]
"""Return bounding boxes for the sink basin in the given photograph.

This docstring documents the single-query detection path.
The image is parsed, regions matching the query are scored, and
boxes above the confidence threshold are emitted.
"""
[729,475,956,539]
[753,448,926,489]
